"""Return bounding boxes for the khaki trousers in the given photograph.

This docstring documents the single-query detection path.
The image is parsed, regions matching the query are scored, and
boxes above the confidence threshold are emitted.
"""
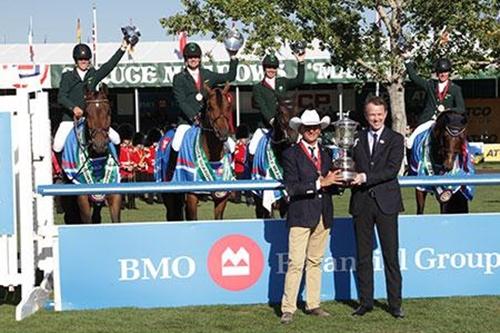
[281,218,330,314]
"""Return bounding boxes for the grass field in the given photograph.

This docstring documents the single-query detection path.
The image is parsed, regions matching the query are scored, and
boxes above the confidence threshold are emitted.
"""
[1,178,500,332]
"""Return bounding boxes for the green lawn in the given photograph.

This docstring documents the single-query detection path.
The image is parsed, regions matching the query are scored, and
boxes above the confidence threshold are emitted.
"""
[1,180,499,331]
[1,296,499,333]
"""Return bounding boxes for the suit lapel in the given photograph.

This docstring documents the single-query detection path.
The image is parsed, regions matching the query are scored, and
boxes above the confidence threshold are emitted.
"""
[360,130,371,160]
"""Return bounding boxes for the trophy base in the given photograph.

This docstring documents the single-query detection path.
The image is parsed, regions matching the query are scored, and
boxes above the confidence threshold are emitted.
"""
[339,170,357,184]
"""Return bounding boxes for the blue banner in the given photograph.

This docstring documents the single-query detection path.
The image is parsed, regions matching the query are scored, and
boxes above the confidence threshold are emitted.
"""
[0,112,14,235]
[57,214,500,310]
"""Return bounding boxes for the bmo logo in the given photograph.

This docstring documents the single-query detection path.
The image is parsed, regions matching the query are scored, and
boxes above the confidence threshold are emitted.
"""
[208,234,264,291]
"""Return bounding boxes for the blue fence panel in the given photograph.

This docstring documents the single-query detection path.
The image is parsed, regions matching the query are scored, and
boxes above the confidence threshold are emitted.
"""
[57,214,500,310]
[0,112,14,235]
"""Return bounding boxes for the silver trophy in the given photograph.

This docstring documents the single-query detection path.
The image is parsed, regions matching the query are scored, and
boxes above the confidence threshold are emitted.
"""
[331,116,359,184]
[223,27,244,52]
[290,41,306,55]
[121,25,141,46]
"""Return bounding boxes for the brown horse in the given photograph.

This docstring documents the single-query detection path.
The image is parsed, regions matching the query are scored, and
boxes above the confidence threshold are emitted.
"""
[74,87,121,223]
[251,99,298,218]
[409,111,474,214]
[161,83,234,220]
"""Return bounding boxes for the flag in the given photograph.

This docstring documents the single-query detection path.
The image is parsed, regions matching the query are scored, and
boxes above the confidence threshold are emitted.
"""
[92,5,98,67]
[28,16,34,63]
[76,18,81,43]
[179,31,187,54]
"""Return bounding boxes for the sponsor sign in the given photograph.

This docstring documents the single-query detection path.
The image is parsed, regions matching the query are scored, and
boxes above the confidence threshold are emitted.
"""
[50,59,357,88]
[56,214,500,310]
[483,144,500,162]
[466,99,500,144]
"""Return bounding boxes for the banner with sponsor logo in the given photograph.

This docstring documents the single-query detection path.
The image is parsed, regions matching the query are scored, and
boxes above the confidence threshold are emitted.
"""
[466,99,500,143]
[0,64,51,90]
[55,214,500,310]
[50,59,357,88]
[483,144,500,162]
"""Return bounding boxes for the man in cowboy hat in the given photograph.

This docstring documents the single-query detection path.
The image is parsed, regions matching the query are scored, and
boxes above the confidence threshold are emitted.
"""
[279,109,343,324]
[350,96,405,318]
[171,42,239,151]
[404,56,465,148]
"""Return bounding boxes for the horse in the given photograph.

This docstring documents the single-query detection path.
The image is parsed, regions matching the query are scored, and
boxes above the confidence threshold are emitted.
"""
[156,83,234,220]
[249,99,298,218]
[408,111,474,214]
[61,86,122,223]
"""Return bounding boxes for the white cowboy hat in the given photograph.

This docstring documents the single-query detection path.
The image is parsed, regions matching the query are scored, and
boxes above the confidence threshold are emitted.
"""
[289,109,331,131]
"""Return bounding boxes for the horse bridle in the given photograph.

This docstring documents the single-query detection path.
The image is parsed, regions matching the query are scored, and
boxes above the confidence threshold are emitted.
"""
[199,94,232,142]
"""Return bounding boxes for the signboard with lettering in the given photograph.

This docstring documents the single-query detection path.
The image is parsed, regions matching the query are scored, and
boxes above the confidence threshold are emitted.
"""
[483,144,500,162]
[55,214,500,311]
[50,60,357,88]
[466,99,500,143]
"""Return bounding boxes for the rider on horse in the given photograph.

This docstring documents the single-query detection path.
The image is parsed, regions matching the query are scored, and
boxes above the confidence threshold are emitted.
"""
[249,50,305,155]
[404,57,466,148]
[54,39,130,152]
[171,42,239,152]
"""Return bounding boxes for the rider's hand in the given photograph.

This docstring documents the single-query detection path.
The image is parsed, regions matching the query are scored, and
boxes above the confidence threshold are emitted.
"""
[227,49,238,59]
[73,106,84,119]
[121,39,129,51]
[295,51,306,63]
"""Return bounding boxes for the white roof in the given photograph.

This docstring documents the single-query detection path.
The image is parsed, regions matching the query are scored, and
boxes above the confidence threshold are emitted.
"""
[0,40,332,65]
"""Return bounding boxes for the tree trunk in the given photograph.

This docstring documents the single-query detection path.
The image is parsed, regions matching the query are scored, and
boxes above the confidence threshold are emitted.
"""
[386,79,408,175]
[386,79,407,136]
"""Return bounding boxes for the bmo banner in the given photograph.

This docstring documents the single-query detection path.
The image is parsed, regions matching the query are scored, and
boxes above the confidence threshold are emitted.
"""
[55,214,500,310]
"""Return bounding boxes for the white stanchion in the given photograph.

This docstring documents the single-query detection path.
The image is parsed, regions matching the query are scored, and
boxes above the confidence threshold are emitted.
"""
[0,89,54,321]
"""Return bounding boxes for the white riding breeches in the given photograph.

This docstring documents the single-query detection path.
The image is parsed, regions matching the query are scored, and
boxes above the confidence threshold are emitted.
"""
[53,121,121,152]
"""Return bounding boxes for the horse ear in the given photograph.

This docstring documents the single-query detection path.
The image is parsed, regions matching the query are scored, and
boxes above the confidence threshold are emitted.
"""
[222,82,231,95]
[99,83,109,96]
[204,82,212,95]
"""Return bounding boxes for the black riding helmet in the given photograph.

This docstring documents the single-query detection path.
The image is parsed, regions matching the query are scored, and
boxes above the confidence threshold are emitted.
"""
[73,43,92,62]
[183,42,202,59]
[434,58,452,73]
[262,54,279,68]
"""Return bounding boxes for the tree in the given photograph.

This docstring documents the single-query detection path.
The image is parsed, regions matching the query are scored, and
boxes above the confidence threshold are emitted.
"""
[160,0,499,135]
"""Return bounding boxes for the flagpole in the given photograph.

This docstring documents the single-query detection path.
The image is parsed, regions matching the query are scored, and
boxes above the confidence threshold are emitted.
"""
[92,4,98,68]
[76,18,81,43]
[28,16,34,63]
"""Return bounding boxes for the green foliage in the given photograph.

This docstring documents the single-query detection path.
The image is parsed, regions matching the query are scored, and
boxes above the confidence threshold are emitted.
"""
[160,0,498,82]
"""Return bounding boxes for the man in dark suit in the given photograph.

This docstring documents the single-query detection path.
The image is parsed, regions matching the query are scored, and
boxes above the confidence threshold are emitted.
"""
[350,96,405,318]
[279,109,343,324]
[171,42,239,151]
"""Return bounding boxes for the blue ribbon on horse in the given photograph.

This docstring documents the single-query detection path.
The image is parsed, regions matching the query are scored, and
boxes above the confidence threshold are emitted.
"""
[61,119,120,186]
[409,127,475,200]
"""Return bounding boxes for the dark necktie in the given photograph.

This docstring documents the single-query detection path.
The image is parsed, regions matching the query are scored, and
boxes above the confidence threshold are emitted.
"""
[371,133,378,156]
[309,146,318,163]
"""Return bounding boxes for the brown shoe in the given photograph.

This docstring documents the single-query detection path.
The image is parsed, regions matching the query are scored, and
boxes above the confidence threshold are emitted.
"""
[307,308,331,317]
[280,312,293,324]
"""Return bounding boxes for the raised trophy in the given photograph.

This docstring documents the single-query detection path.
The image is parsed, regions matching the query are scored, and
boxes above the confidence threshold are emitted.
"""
[121,25,141,47]
[290,41,306,55]
[223,27,244,52]
[331,115,359,184]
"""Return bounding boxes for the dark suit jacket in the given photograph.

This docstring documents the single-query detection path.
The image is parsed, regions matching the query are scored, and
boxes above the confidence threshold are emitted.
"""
[405,62,465,126]
[252,62,304,126]
[172,58,238,124]
[282,143,337,229]
[349,127,404,216]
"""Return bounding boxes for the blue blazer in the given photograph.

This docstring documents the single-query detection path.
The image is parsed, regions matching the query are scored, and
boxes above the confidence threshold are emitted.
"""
[282,143,337,229]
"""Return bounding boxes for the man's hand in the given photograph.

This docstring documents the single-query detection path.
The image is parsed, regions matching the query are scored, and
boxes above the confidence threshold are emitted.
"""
[320,169,344,187]
[351,172,367,186]
[73,106,84,119]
